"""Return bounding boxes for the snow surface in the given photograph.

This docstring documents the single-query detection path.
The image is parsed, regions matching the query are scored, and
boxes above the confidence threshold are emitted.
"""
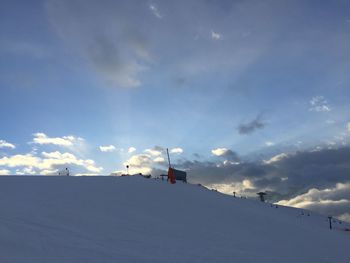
[0,176,348,263]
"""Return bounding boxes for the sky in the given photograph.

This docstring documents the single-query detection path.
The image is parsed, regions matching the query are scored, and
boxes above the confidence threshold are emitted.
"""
[1,0,350,221]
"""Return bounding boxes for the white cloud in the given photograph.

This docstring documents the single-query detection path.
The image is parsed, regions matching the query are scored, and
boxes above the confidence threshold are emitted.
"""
[309,96,331,112]
[123,154,153,174]
[0,140,15,149]
[32,133,83,147]
[0,169,10,175]
[23,167,37,174]
[209,179,255,195]
[279,194,348,208]
[276,183,350,222]
[124,154,152,167]
[211,30,222,40]
[170,147,183,154]
[116,146,169,175]
[0,154,40,168]
[153,156,165,163]
[40,169,59,175]
[113,146,169,175]
[149,3,163,19]
[277,183,350,209]
[263,153,288,164]
[128,147,136,153]
[75,173,101,176]
[222,160,240,166]
[339,213,350,223]
[99,145,116,152]
[32,133,87,156]
[211,148,229,156]
[110,170,124,176]
[15,167,37,175]
[144,148,162,156]
[265,141,275,147]
[0,151,103,174]
[211,148,239,162]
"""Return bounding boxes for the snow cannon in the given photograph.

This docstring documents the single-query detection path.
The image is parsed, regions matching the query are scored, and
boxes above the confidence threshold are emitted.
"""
[168,167,176,184]
[166,148,187,184]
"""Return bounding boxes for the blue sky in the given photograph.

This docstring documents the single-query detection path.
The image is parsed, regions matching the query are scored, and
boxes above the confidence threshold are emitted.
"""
[1,0,350,220]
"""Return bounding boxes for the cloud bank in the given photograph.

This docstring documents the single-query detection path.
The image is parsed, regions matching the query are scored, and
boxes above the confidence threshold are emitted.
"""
[0,151,103,175]
[177,147,350,221]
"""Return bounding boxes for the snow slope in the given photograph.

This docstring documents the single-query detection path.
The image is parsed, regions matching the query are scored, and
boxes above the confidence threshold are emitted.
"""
[0,176,348,263]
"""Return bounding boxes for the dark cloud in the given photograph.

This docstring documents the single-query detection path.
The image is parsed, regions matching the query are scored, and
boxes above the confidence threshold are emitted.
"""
[238,115,265,135]
[212,148,240,162]
[271,147,350,192]
[222,149,239,160]
[173,147,350,220]
[193,153,202,159]
[154,145,166,153]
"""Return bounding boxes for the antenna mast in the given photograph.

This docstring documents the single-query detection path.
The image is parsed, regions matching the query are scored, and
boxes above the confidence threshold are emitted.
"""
[166,148,171,168]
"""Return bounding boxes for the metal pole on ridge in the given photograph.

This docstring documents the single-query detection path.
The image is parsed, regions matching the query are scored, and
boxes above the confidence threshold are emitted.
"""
[166,148,171,168]
[328,216,333,230]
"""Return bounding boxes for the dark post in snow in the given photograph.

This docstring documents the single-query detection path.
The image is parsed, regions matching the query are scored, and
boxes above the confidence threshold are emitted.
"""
[126,165,129,175]
[233,191,236,197]
[328,216,333,230]
[257,192,267,202]
[66,168,69,176]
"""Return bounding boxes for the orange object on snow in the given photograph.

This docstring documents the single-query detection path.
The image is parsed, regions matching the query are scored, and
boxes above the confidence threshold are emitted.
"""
[168,167,176,184]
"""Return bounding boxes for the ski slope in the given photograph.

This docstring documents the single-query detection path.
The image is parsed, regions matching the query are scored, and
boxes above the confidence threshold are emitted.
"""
[0,176,348,263]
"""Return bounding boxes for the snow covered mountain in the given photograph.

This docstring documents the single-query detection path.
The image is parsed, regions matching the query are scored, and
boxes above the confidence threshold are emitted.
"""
[0,176,348,263]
